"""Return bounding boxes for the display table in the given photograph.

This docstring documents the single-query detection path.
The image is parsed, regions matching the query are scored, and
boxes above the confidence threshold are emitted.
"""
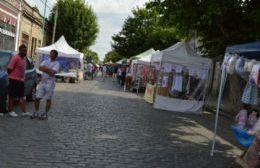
[37,69,77,83]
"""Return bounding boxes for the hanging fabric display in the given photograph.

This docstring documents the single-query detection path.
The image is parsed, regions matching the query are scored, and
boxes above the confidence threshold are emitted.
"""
[162,75,169,87]
[244,59,257,72]
[235,57,245,76]
[226,55,238,74]
[250,64,260,86]
[172,74,183,92]
[242,81,259,106]
[163,63,172,73]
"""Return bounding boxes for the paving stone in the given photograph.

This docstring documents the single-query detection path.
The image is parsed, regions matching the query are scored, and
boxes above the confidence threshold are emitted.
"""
[0,77,242,168]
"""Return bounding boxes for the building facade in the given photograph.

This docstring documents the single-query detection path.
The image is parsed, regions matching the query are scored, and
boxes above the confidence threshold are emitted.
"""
[0,0,20,51]
[18,0,44,58]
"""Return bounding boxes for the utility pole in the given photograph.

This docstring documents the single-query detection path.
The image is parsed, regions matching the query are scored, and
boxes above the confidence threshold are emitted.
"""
[41,0,47,47]
[52,7,58,43]
[15,0,22,51]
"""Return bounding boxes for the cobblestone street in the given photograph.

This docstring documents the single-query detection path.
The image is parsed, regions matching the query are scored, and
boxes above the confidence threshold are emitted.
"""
[0,77,242,168]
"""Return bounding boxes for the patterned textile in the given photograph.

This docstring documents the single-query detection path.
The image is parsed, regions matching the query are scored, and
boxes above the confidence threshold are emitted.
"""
[226,55,238,74]
[242,81,259,105]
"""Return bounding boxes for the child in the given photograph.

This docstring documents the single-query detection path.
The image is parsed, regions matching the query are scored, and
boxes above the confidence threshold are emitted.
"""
[235,109,248,129]
[247,109,259,134]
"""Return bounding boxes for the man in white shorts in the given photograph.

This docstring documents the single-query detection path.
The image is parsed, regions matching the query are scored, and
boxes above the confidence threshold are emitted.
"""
[31,50,60,120]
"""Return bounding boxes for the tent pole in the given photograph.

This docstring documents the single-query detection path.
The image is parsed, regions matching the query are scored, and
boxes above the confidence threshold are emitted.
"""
[210,68,227,156]
[155,60,163,93]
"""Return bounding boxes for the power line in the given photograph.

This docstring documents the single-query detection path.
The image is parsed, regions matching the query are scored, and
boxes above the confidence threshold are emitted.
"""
[38,0,52,11]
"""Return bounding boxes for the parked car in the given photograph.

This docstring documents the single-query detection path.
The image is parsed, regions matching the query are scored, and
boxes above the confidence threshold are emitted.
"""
[0,50,37,113]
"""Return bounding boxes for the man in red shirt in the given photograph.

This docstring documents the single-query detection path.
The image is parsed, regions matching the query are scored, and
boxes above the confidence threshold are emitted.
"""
[7,44,30,117]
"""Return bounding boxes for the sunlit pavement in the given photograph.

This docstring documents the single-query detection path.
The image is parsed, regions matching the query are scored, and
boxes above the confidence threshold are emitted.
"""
[0,77,242,168]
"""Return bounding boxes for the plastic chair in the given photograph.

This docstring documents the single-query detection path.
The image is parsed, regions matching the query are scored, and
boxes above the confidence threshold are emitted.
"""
[230,125,255,148]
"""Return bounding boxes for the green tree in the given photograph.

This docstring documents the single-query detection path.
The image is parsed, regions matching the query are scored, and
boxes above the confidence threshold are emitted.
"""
[104,50,122,63]
[148,0,260,59]
[82,49,99,64]
[49,0,99,51]
[112,6,179,58]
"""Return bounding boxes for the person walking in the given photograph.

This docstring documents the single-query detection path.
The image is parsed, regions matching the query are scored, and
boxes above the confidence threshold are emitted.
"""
[31,50,60,120]
[7,44,30,117]
[121,67,127,86]
[112,64,118,82]
[102,65,107,81]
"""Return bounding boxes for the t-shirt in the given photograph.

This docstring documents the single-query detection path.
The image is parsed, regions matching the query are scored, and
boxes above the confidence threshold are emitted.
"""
[102,66,107,73]
[87,63,93,72]
[40,60,60,85]
[8,54,27,82]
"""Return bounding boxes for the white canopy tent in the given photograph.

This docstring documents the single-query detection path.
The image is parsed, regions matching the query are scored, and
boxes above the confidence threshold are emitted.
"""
[151,42,212,69]
[36,36,80,59]
[129,49,159,93]
[151,42,212,113]
[132,49,159,65]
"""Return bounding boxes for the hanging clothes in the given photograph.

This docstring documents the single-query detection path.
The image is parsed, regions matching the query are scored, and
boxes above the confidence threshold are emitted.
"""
[162,75,169,87]
[250,64,260,86]
[172,74,183,92]
[226,55,238,74]
[182,72,189,93]
[242,81,259,106]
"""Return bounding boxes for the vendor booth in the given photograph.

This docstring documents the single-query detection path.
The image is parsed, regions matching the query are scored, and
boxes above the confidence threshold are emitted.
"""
[36,36,82,82]
[151,42,212,113]
[211,42,260,166]
[130,49,159,93]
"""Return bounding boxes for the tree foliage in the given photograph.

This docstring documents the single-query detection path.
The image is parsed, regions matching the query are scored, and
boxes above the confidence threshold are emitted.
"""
[82,49,99,64]
[49,0,99,51]
[112,0,260,60]
[148,0,260,59]
[112,6,179,58]
[104,50,123,63]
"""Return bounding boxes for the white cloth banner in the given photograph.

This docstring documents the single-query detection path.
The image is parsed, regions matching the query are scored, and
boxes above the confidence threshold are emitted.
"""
[153,95,203,113]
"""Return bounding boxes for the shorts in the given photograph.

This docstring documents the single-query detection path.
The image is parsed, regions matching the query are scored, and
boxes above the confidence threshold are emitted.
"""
[36,82,55,100]
[8,79,24,98]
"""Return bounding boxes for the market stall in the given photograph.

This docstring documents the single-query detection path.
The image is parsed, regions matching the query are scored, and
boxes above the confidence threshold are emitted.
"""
[151,42,212,113]
[36,36,81,82]
[130,49,159,93]
[211,42,260,162]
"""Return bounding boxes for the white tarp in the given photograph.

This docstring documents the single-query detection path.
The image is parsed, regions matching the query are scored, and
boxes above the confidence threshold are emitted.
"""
[132,48,159,65]
[154,96,204,113]
[133,48,156,59]
[152,41,212,113]
[36,36,80,59]
[151,42,212,69]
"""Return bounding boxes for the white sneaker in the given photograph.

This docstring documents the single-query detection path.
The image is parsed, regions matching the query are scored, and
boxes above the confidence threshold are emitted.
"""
[21,112,31,117]
[0,113,4,117]
[8,111,18,117]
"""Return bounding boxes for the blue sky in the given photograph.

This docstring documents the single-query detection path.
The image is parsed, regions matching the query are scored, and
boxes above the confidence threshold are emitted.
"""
[25,0,149,60]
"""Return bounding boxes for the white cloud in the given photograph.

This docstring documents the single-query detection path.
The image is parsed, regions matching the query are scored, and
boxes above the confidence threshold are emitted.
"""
[88,0,147,15]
